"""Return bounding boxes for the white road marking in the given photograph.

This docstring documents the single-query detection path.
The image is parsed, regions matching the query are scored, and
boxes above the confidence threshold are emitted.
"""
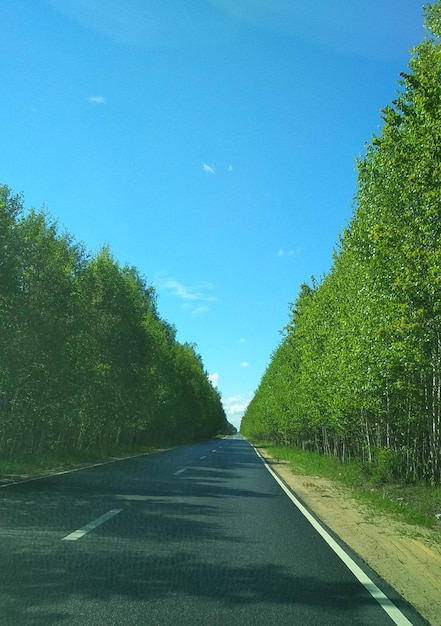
[0,465,92,488]
[200,456,207,460]
[174,468,186,475]
[0,449,170,489]
[62,509,122,541]
[211,450,217,453]
[253,447,413,626]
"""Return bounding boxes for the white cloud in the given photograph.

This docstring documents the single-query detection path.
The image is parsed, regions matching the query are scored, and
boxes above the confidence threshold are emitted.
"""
[88,95,107,105]
[191,305,209,315]
[223,392,253,429]
[160,277,217,302]
[208,372,220,387]
[277,247,298,257]
[48,0,235,50]
[241,361,249,368]
[202,163,215,174]
[156,274,217,314]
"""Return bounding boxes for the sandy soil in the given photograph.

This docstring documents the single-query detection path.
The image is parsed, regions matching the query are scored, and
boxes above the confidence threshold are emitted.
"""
[257,447,441,626]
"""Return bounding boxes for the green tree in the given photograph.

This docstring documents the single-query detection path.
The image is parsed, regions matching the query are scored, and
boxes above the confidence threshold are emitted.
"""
[0,186,226,457]
[243,2,441,482]
[1,202,84,454]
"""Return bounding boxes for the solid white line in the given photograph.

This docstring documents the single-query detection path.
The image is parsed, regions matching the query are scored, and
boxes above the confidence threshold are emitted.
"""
[174,468,186,475]
[62,509,122,541]
[0,448,175,489]
[253,447,413,626]
[0,464,91,488]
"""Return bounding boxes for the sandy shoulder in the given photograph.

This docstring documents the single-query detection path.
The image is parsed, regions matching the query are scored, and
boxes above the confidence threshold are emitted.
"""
[256,447,441,626]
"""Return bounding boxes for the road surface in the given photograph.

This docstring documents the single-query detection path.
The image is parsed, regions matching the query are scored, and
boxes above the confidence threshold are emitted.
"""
[0,436,427,625]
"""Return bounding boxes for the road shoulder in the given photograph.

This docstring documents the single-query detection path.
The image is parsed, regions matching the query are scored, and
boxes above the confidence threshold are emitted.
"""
[256,446,441,626]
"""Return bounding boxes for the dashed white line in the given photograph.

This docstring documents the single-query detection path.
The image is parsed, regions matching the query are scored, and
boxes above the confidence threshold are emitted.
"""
[200,456,207,460]
[62,509,122,541]
[174,468,186,475]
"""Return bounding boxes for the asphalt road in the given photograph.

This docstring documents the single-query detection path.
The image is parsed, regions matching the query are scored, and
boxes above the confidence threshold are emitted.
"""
[0,436,428,625]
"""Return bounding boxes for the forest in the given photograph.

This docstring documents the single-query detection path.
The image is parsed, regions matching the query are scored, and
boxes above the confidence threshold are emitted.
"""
[241,3,441,483]
[0,185,230,458]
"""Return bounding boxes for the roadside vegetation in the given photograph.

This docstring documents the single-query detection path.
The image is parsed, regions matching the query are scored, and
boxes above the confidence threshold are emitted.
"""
[252,440,441,530]
[0,445,159,481]
[0,186,232,477]
[241,3,441,489]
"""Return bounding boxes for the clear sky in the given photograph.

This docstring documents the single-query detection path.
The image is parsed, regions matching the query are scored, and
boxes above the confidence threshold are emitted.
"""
[0,1,427,429]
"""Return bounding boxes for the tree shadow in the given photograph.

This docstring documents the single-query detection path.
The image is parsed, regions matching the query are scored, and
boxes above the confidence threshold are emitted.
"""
[0,542,387,626]
[0,440,417,625]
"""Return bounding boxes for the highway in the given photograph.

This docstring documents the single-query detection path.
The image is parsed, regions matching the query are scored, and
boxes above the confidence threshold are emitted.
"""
[0,436,427,625]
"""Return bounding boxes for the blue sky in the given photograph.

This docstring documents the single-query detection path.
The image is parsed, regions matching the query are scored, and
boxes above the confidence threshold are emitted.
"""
[1,1,427,429]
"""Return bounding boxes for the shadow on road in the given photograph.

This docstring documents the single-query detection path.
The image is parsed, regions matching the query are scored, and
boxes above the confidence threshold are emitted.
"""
[0,440,412,625]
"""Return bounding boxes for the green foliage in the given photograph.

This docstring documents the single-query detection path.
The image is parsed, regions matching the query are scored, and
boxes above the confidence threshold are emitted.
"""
[0,184,227,460]
[241,2,441,483]
[253,441,441,528]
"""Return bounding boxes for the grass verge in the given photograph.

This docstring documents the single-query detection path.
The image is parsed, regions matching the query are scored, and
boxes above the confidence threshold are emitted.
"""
[250,440,441,530]
[0,436,222,482]
[0,445,157,482]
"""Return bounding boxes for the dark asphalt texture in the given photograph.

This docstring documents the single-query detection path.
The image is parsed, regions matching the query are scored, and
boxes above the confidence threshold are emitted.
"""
[0,436,428,625]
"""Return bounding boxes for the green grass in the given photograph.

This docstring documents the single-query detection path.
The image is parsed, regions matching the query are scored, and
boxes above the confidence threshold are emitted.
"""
[0,445,157,480]
[250,440,441,530]
[0,435,223,481]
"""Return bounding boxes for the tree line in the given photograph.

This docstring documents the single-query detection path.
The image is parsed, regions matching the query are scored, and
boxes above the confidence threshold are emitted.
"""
[241,3,441,483]
[0,185,231,457]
